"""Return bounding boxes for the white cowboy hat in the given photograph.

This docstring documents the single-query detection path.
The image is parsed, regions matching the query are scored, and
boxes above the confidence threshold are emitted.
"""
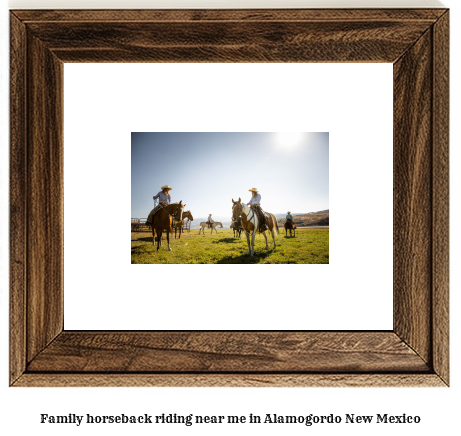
[248,188,258,192]
[161,185,172,190]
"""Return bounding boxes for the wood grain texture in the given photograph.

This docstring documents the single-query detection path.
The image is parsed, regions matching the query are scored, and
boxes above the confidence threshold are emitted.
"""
[26,34,64,362]
[432,11,449,385]
[27,332,429,373]
[9,9,449,387]
[13,374,446,388]
[393,29,433,364]
[9,13,28,385]
[26,20,432,63]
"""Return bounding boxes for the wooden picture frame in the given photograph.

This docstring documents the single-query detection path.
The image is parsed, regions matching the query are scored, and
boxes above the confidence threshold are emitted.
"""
[10,9,449,387]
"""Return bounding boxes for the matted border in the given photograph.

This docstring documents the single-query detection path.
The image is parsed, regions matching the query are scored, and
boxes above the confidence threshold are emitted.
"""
[10,9,449,387]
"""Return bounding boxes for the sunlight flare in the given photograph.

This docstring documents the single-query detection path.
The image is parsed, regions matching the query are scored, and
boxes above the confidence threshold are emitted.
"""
[274,132,305,148]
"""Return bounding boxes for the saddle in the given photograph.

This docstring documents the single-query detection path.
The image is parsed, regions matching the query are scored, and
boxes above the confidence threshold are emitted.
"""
[251,205,269,232]
[146,202,169,225]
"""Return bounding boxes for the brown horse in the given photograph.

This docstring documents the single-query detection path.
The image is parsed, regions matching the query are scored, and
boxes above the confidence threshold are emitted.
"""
[230,217,243,239]
[174,210,193,239]
[232,198,278,256]
[151,201,185,251]
[284,219,296,237]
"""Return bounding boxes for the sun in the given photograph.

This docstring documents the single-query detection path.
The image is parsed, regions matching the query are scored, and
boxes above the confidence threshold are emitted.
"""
[274,132,305,148]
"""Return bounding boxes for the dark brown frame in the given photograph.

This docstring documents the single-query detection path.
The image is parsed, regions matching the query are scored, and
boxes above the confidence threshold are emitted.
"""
[10,9,449,387]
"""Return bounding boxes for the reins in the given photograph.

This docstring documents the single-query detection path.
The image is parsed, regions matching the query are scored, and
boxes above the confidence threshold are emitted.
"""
[158,202,182,221]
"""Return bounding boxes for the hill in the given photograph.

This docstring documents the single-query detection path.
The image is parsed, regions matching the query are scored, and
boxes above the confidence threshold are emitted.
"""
[277,210,329,227]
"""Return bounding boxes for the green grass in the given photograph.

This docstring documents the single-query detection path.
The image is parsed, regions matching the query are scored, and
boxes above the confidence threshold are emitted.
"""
[131,228,329,264]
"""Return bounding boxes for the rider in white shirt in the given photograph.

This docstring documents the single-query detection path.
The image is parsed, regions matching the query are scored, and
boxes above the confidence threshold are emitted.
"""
[247,188,267,230]
[207,214,214,228]
[247,192,261,205]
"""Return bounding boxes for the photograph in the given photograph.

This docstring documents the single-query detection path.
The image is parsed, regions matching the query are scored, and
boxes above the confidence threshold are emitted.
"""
[131,132,329,264]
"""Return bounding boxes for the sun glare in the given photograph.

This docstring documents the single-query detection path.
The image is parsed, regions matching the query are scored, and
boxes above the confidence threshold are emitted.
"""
[274,132,305,148]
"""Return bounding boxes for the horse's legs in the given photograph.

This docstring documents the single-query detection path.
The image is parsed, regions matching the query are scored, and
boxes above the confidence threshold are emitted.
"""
[250,231,256,256]
[263,231,269,249]
[166,227,172,251]
[245,231,251,255]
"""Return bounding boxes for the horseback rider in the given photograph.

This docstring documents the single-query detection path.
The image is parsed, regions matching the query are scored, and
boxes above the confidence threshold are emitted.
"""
[247,187,268,231]
[206,214,214,229]
[146,185,172,226]
[286,211,295,227]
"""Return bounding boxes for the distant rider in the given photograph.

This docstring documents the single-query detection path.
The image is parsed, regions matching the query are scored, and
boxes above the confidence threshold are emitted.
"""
[286,211,295,227]
[206,214,214,228]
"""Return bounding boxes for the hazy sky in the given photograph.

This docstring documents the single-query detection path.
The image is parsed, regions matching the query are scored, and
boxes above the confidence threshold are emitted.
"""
[131,132,328,219]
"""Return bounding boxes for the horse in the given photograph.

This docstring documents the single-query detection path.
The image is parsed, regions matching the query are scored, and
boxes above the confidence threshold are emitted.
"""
[198,221,223,235]
[232,198,278,256]
[284,219,296,237]
[151,201,185,251]
[230,217,243,239]
[174,210,193,239]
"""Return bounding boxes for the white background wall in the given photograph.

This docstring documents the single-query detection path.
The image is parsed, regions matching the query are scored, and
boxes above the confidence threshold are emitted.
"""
[0,1,458,436]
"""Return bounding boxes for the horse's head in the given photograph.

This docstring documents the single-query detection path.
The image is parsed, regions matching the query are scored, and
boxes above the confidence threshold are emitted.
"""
[185,211,193,221]
[174,201,185,222]
[232,198,243,221]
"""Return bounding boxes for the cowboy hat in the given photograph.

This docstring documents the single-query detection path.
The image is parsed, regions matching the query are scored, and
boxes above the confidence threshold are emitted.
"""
[248,188,258,192]
[287,211,291,214]
[209,214,212,215]
[161,185,172,190]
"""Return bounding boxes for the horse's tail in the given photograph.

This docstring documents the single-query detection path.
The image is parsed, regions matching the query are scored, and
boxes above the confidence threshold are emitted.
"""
[270,213,279,236]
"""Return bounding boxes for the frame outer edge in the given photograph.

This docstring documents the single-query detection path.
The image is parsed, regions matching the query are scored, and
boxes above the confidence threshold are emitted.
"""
[12,373,447,388]
[9,12,28,386]
[432,10,449,386]
[9,9,450,388]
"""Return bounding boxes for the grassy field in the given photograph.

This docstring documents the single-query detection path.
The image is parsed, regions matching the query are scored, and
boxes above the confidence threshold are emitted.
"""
[131,228,329,264]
